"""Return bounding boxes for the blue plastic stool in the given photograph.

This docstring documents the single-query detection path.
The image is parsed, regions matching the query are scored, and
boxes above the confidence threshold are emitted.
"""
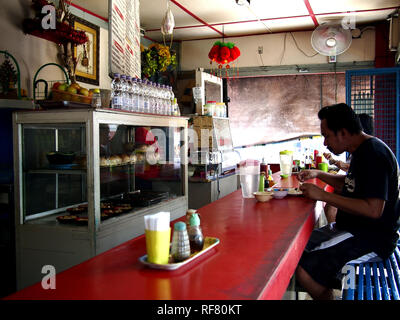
[342,243,400,300]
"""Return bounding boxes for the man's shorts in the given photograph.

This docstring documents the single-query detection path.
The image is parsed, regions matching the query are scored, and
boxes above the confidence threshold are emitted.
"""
[298,223,381,289]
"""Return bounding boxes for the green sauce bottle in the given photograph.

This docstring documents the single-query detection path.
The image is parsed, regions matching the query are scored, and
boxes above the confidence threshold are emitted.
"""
[258,172,265,192]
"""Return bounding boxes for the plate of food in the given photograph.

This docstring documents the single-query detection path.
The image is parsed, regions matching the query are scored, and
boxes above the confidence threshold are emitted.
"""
[288,187,303,196]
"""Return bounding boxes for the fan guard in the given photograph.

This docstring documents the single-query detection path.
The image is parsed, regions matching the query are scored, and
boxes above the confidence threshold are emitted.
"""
[311,22,352,56]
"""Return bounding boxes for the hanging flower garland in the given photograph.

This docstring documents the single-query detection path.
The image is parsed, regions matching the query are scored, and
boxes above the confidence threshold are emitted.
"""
[141,43,177,79]
[208,41,241,77]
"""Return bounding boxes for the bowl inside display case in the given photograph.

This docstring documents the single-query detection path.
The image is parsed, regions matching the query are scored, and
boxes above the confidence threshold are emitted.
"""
[46,151,76,165]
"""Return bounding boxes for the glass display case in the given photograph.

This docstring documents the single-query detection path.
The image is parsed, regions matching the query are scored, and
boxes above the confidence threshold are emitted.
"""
[188,116,240,209]
[188,116,239,181]
[13,109,188,289]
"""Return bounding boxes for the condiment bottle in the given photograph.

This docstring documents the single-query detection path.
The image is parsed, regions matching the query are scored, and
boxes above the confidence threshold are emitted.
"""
[258,172,265,192]
[187,213,204,253]
[171,221,190,262]
[91,89,101,108]
[185,209,197,227]
[305,155,312,169]
[267,169,274,187]
[260,158,268,173]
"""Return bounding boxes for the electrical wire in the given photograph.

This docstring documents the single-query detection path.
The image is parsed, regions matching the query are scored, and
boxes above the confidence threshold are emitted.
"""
[289,32,319,58]
[334,62,338,103]
[242,2,273,33]
[279,33,287,65]
[259,51,265,66]
[358,26,376,38]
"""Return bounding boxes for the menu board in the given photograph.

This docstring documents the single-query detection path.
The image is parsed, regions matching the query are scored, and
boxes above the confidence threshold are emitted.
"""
[109,0,141,78]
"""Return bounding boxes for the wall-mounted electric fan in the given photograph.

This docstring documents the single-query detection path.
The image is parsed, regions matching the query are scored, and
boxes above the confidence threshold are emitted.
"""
[311,22,352,57]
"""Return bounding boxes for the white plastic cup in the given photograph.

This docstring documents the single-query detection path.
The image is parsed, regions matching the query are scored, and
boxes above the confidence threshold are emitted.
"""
[237,160,260,198]
[279,150,293,177]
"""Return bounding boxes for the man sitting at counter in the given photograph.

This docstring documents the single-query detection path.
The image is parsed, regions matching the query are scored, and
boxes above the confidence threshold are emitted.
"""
[295,103,400,300]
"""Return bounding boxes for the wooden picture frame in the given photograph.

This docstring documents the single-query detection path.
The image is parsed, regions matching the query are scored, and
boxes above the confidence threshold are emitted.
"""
[72,16,100,85]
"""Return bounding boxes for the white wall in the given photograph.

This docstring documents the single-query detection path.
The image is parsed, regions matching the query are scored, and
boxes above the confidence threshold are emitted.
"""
[180,29,375,71]
[0,0,110,99]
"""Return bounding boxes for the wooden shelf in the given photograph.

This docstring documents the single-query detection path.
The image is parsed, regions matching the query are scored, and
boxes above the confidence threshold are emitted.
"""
[23,19,88,45]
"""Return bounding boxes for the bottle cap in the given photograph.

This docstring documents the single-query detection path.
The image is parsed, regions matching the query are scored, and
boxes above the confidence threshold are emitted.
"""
[174,221,187,231]
[189,213,200,226]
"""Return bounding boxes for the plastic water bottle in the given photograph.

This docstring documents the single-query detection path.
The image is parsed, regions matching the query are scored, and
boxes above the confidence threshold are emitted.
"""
[111,73,122,110]
[142,80,150,113]
[157,84,164,114]
[125,76,131,110]
[162,85,170,115]
[161,85,168,115]
[137,79,144,113]
[163,85,170,115]
[131,78,139,112]
[120,75,129,110]
[171,221,191,262]
[168,86,175,115]
[155,84,162,114]
[149,82,157,114]
[125,76,133,111]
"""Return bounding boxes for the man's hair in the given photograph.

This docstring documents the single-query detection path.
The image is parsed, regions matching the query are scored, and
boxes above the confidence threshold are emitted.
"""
[358,113,374,135]
[318,103,362,135]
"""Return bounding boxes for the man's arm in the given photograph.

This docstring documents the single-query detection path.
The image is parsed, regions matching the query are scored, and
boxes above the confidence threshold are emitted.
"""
[332,160,350,172]
[298,169,346,192]
[300,183,385,219]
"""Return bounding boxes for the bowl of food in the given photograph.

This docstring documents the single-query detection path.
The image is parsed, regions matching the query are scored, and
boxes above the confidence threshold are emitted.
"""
[273,188,288,199]
[253,191,273,202]
[46,151,76,165]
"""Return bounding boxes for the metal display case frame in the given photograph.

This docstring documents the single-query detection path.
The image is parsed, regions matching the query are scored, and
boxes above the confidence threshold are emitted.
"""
[13,109,188,290]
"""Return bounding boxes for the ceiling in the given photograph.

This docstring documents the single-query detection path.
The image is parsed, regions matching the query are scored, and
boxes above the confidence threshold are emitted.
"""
[72,0,399,42]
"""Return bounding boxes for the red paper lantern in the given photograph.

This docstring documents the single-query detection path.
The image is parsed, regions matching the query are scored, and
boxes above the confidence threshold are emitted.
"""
[208,41,241,77]
[220,46,230,62]
[230,46,240,61]
[208,44,220,61]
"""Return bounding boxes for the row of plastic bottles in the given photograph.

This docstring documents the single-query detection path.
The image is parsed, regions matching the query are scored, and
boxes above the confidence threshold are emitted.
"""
[110,73,180,116]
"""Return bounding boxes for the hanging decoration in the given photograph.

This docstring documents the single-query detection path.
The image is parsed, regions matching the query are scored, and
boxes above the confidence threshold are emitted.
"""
[208,41,241,77]
[161,0,175,48]
[141,43,177,80]
[23,0,88,83]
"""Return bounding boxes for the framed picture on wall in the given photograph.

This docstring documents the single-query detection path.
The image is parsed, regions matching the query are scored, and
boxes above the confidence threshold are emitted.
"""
[72,16,100,85]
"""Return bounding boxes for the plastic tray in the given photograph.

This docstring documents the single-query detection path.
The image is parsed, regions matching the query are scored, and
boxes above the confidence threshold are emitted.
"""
[139,237,220,270]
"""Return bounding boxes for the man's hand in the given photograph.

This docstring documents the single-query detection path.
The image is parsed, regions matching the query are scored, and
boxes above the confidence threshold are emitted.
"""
[323,152,336,165]
[323,152,332,161]
[297,169,319,182]
[299,183,325,200]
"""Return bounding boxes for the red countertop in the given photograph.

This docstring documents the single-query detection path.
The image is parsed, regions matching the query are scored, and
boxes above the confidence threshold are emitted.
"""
[5,174,325,300]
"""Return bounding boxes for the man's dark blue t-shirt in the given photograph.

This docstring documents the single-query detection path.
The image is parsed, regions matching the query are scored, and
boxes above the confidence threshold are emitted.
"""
[336,137,400,258]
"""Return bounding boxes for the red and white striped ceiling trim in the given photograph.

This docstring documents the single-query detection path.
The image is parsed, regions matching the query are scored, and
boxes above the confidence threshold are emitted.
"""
[147,1,399,41]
